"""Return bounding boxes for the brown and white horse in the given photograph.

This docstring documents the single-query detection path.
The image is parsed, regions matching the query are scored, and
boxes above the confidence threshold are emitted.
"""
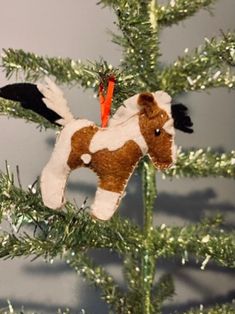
[1,78,193,220]
[38,80,176,220]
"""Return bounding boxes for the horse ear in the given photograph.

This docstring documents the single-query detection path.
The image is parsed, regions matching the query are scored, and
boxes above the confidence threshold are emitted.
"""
[138,92,157,118]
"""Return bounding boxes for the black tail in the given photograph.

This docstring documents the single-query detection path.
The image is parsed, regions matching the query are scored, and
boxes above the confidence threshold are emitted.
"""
[171,103,193,133]
[0,83,62,125]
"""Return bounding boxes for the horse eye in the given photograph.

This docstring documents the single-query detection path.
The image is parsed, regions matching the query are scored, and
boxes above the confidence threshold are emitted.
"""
[155,128,161,136]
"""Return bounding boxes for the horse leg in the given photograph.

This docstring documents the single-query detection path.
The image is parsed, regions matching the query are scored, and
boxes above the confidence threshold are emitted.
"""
[90,174,129,221]
[40,156,73,209]
[40,145,72,210]
[90,187,123,221]
[40,120,93,209]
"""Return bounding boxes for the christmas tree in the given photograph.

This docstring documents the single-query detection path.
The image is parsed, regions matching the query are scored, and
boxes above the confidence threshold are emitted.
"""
[0,1,235,313]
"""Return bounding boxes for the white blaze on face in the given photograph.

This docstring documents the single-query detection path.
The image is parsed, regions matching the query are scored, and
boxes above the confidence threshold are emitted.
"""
[171,143,177,164]
[153,91,177,164]
[162,118,177,164]
[163,118,175,136]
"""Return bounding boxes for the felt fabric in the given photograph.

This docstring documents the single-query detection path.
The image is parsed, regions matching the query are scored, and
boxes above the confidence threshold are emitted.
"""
[37,78,74,126]
[40,119,94,209]
[90,188,122,221]
[109,94,140,127]
[0,78,194,220]
[153,91,172,115]
[138,92,176,168]
[0,82,62,125]
[81,153,92,164]
[65,92,176,219]
[68,128,143,193]
[171,103,193,133]
[89,114,148,154]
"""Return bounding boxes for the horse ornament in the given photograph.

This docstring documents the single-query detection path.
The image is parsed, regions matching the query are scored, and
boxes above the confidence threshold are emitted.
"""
[0,78,193,220]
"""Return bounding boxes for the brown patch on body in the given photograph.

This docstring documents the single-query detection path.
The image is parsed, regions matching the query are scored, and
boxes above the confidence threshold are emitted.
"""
[67,125,98,169]
[67,126,143,194]
[91,140,142,193]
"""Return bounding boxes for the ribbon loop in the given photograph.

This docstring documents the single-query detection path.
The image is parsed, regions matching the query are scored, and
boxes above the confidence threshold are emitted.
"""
[99,76,115,128]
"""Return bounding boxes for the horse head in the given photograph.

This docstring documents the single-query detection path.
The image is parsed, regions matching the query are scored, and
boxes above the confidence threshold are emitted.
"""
[138,92,176,169]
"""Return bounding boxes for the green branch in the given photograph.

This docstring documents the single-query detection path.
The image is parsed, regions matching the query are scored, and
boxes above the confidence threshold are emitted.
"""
[122,254,144,313]
[1,49,140,110]
[153,217,235,268]
[0,210,143,260]
[0,98,57,130]
[182,303,235,314]
[68,254,130,313]
[158,33,235,94]
[0,213,142,259]
[158,0,216,26]
[141,161,157,314]
[0,168,143,258]
[164,149,235,179]
[109,1,160,90]
[0,147,234,259]
[151,273,175,313]
[1,48,97,87]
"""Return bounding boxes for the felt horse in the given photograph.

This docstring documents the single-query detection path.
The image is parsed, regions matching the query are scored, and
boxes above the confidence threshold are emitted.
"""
[0,78,193,220]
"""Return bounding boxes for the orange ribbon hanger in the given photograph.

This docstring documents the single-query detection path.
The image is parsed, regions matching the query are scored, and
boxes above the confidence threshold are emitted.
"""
[99,75,115,128]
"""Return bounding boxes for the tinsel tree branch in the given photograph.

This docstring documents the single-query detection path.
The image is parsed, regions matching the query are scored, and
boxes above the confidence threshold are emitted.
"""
[182,303,235,314]
[1,49,139,109]
[0,172,234,311]
[67,253,131,313]
[1,168,234,271]
[123,262,175,313]
[0,212,143,259]
[122,254,143,313]
[141,161,157,314]
[157,33,235,94]
[123,253,142,292]
[151,273,175,313]
[0,300,71,313]
[0,167,143,258]
[2,48,97,86]
[157,0,216,26]
[0,98,57,130]
[163,149,235,179]
[107,0,160,90]
[0,167,132,311]
[153,216,235,268]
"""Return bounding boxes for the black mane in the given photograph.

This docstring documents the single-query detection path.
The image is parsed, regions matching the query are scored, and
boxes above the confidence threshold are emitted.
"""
[171,103,193,133]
